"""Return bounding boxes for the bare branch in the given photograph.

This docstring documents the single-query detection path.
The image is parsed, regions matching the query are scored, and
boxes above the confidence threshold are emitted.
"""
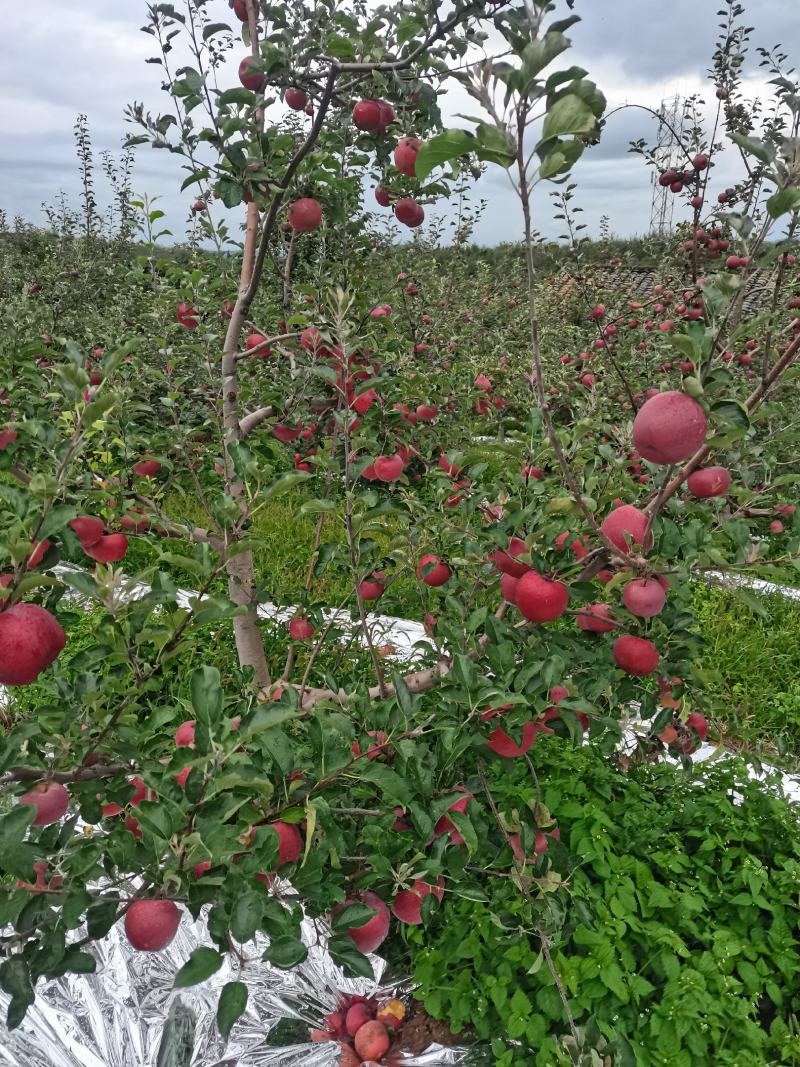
[239,406,275,438]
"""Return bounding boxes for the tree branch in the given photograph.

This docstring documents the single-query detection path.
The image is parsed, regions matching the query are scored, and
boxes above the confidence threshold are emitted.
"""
[239,405,274,438]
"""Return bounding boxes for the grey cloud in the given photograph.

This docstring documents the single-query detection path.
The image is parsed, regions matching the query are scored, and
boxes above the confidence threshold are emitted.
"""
[570,0,798,83]
[1,0,796,246]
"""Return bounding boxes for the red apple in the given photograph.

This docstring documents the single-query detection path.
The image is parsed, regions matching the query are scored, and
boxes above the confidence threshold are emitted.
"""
[354,1020,390,1061]
[632,391,707,464]
[487,721,547,757]
[124,899,181,951]
[416,554,451,587]
[19,781,70,825]
[394,197,424,228]
[599,504,651,553]
[613,635,660,676]
[134,459,160,478]
[622,578,666,617]
[175,720,196,748]
[373,454,405,481]
[687,466,730,498]
[345,1002,372,1035]
[0,603,66,685]
[358,575,385,601]
[352,99,383,132]
[289,616,314,640]
[288,198,323,233]
[238,55,266,92]
[285,87,308,111]
[394,136,421,176]
[515,572,569,623]
[84,533,128,563]
[334,890,390,953]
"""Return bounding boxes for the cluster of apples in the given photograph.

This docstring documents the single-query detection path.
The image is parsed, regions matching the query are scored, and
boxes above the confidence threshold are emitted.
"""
[311,990,405,1065]
[233,19,427,234]
[681,224,731,262]
[493,391,712,682]
[0,448,162,686]
[657,152,709,194]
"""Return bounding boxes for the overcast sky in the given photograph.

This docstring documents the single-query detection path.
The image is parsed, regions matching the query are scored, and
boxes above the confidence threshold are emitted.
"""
[1,0,797,247]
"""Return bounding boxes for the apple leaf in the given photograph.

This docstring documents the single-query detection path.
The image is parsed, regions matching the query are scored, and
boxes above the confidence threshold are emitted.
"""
[202,22,231,40]
[520,31,570,85]
[191,664,223,728]
[668,334,701,363]
[328,935,375,979]
[230,890,263,943]
[541,94,595,140]
[728,132,775,164]
[332,902,379,931]
[263,470,313,502]
[475,123,515,167]
[767,186,800,220]
[415,130,476,182]
[180,168,210,191]
[262,936,308,969]
[538,138,585,180]
[174,947,223,988]
[710,398,750,429]
[217,981,248,1041]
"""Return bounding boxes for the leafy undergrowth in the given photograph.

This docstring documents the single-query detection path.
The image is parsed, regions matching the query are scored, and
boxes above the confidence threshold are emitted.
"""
[692,584,800,763]
[405,740,800,1067]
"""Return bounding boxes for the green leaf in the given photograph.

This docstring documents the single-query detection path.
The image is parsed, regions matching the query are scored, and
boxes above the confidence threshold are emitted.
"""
[392,672,414,716]
[766,186,800,219]
[729,132,775,164]
[135,800,175,840]
[725,583,769,619]
[231,890,263,943]
[263,936,308,968]
[355,761,411,805]
[669,334,700,363]
[538,138,585,180]
[86,899,120,939]
[0,959,33,1030]
[59,570,98,599]
[174,947,224,988]
[180,168,210,192]
[520,31,569,84]
[332,902,379,931]
[396,15,424,45]
[217,981,248,1041]
[475,123,514,167]
[297,497,337,517]
[447,810,478,854]
[191,665,223,725]
[541,94,595,140]
[710,398,750,430]
[328,935,375,978]
[192,595,244,627]
[415,130,476,182]
[217,177,244,209]
[326,33,356,59]
[0,806,35,860]
[39,505,78,541]
[217,87,254,107]
[202,21,231,39]
[264,471,313,502]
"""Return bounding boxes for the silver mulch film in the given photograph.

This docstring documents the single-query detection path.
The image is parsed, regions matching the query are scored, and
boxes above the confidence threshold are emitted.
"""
[0,907,475,1066]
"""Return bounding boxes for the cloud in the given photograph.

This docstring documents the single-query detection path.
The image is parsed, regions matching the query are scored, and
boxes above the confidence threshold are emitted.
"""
[1,0,797,246]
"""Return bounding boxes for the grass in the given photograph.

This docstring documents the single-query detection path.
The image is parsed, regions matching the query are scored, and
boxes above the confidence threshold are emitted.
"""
[692,582,800,762]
